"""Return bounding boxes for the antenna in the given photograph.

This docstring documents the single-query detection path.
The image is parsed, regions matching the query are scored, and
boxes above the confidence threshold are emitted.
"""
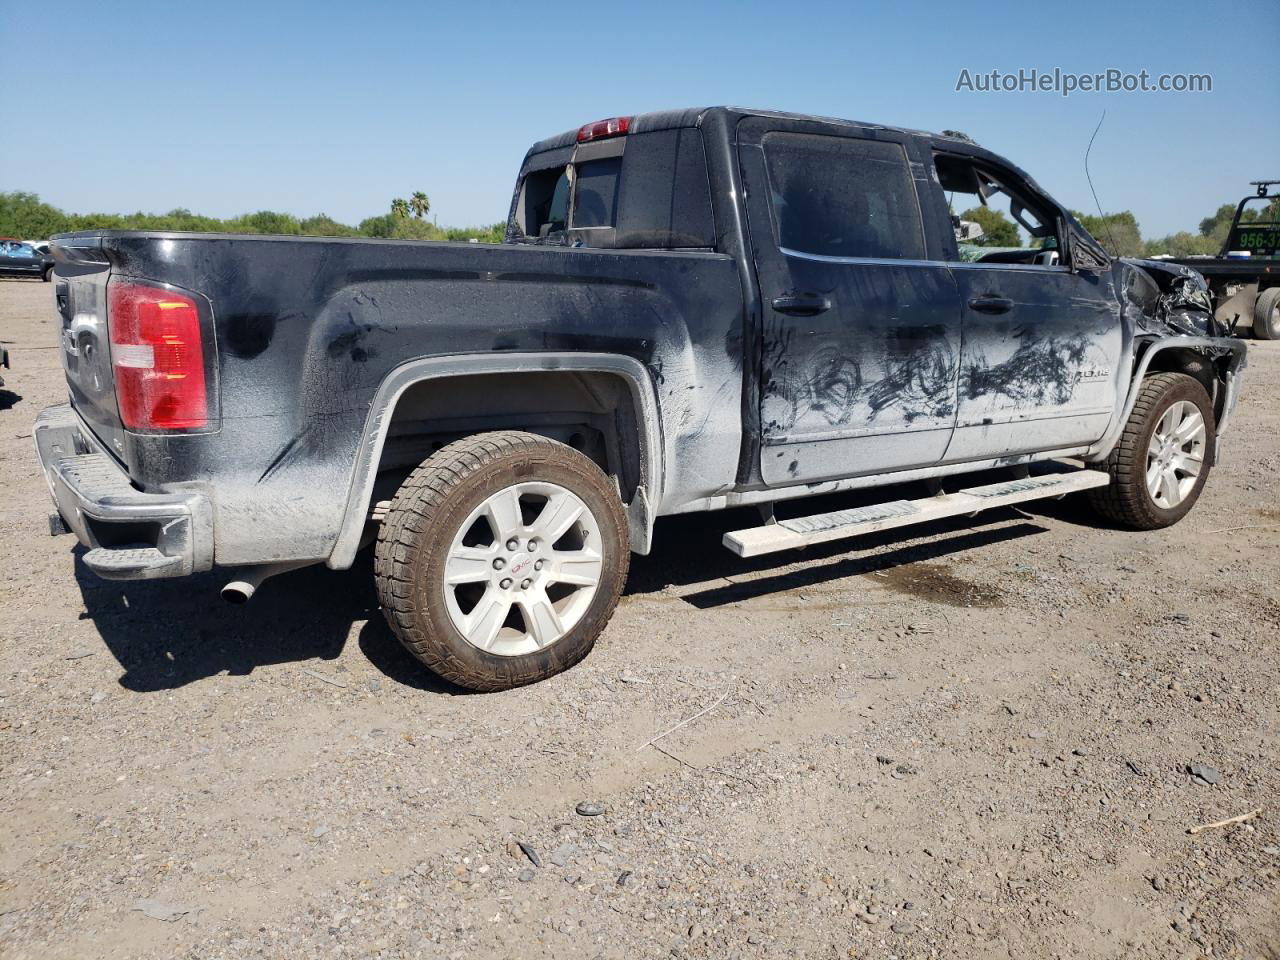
[1084,110,1120,255]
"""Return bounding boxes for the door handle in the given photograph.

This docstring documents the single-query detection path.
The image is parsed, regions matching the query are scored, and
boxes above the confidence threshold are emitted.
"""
[967,295,1014,315]
[771,294,831,317]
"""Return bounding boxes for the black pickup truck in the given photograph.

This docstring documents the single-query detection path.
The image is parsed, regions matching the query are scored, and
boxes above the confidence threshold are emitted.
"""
[36,106,1246,690]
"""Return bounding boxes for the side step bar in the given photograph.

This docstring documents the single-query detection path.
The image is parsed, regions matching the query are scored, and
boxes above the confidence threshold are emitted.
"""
[723,470,1110,558]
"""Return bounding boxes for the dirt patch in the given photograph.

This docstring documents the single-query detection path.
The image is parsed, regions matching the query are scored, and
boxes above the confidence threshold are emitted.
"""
[867,560,1005,607]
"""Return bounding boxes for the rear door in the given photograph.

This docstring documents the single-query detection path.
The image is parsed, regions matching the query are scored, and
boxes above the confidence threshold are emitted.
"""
[737,117,962,486]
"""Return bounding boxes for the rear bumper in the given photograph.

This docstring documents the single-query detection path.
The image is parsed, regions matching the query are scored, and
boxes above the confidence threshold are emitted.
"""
[33,404,213,579]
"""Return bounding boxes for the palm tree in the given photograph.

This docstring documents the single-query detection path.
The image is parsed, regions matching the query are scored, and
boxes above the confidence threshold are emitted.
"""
[391,197,410,219]
[409,191,431,220]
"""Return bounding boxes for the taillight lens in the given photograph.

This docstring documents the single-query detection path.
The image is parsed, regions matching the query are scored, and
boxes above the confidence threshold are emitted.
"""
[108,281,208,430]
[576,116,631,142]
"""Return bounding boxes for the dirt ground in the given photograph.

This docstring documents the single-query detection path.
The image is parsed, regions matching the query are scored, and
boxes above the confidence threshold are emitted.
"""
[1,277,1277,960]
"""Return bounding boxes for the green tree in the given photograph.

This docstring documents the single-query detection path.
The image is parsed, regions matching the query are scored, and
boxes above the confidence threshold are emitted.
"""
[958,206,1020,246]
[409,191,430,220]
[299,214,359,237]
[391,197,410,219]
[1070,210,1144,257]
[0,191,72,238]
[1143,231,1218,258]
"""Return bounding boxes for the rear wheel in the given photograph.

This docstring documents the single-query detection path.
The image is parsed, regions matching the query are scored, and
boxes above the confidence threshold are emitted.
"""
[42,266,53,282]
[1254,287,1280,340]
[374,431,629,691]
[1088,372,1214,529]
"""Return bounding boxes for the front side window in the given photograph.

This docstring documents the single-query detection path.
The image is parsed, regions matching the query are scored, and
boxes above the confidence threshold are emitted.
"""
[934,153,1063,266]
[762,133,925,260]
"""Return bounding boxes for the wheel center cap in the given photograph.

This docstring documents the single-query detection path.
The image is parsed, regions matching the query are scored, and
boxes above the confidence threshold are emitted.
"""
[508,553,534,578]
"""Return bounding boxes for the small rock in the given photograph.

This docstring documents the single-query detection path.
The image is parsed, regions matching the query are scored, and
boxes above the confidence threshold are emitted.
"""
[1152,875,1167,891]
[689,923,704,938]
[1126,759,1146,777]
[1188,764,1220,786]
[517,867,535,882]
[312,824,330,839]
[1027,728,1048,740]
[90,690,108,705]
[1072,747,1090,757]
[656,877,671,889]
[564,872,582,885]
[575,801,605,817]
[891,922,918,934]
[517,842,543,868]
[617,870,634,887]
[366,678,381,693]
[549,843,577,867]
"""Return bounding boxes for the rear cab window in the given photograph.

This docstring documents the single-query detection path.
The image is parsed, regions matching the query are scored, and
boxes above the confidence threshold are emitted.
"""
[508,126,715,250]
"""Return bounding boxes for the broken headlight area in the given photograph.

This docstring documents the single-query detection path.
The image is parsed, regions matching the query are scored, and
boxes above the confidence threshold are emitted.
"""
[1121,259,1222,338]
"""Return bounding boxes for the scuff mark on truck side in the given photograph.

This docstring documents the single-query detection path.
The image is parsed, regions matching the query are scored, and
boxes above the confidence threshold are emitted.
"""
[962,334,1090,406]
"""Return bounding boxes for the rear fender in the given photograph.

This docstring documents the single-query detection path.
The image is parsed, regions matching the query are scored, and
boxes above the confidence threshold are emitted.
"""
[327,352,663,568]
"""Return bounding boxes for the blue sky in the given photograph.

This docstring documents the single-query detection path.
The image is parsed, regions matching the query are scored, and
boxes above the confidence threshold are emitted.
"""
[2,0,1275,237]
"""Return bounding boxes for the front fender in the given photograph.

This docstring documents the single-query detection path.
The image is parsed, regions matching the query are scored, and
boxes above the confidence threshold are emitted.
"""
[1084,336,1247,463]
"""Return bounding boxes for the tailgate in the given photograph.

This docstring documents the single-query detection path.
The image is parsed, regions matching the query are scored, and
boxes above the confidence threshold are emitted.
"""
[50,237,127,460]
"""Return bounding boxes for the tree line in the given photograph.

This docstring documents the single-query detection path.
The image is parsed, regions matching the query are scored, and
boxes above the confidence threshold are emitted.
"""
[960,196,1280,258]
[0,191,505,244]
[5,189,1276,257]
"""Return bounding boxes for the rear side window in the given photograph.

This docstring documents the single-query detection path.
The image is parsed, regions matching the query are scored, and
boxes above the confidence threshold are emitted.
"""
[572,157,622,228]
[763,133,924,260]
[511,127,715,248]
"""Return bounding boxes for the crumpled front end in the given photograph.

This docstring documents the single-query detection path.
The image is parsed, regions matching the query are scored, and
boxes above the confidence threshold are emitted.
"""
[1119,258,1223,338]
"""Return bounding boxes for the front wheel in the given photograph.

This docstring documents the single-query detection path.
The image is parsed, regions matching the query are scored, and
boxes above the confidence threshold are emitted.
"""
[1088,372,1215,529]
[374,431,629,691]
[42,266,53,282]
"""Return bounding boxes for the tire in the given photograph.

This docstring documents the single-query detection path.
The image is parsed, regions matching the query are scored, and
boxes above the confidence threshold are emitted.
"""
[1088,372,1215,530]
[374,431,629,691]
[42,266,53,282]
[1254,287,1280,340]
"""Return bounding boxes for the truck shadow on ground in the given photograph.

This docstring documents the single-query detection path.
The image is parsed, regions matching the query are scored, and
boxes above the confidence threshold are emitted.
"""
[73,548,458,695]
[74,469,1064,694]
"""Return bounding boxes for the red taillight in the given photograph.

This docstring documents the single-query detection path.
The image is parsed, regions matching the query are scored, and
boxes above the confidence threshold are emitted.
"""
[108,281,208,430]
[576,116,631,143]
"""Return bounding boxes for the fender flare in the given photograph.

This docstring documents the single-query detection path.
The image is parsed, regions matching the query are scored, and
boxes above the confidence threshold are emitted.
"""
[1084,335,1247,463]
[327,352,664,569]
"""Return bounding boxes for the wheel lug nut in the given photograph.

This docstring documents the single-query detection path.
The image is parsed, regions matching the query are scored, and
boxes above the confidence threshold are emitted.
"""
[500,578,513,589]
[506,538,519,551]
[528,539,538,551]
[520,579,532,590]
[534,560,544,571]
[493,558,505,570]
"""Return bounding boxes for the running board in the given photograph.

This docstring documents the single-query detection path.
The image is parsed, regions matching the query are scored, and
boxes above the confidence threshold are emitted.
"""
[723,471,1110,558]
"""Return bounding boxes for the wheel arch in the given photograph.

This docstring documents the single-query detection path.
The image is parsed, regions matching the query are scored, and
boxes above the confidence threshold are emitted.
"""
[328,353,663,569]
[1085,336,1247,464]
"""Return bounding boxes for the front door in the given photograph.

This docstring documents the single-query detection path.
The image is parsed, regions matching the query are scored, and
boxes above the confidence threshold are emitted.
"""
[737,118,963,486]
[926,151,1123,461]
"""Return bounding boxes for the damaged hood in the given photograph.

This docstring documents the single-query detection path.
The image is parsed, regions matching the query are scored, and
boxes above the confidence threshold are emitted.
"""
[1115,258,1222,338]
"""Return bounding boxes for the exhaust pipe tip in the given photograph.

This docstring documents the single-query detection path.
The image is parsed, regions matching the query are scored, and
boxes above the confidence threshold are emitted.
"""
[221,581,255,604]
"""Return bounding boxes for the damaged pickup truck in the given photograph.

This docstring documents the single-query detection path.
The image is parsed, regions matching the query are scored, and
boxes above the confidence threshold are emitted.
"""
[36,106,1246,690]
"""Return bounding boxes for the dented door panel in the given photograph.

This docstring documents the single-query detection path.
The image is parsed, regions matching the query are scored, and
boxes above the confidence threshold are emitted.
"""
[945,264,1123,460]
